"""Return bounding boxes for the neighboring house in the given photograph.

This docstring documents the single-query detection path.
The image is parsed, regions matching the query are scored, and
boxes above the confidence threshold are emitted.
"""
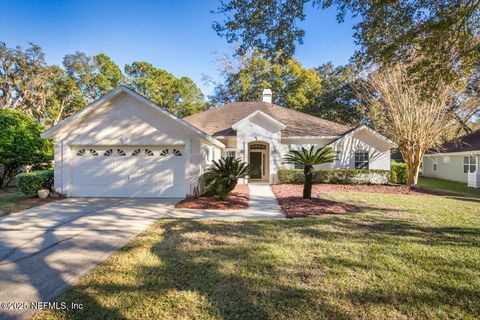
[423,130,480,188]
[42,86,396,198]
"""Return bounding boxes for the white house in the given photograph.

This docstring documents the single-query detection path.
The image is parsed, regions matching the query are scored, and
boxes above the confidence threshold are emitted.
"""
[42,86,396,198]
[423,130,480,188]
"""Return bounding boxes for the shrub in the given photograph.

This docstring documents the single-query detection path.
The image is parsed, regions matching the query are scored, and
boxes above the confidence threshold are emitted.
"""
[15,169,54,196]
[390,161,408,184]
[0,108,53,188]
[277,168,390,184]
[204,157,250,200]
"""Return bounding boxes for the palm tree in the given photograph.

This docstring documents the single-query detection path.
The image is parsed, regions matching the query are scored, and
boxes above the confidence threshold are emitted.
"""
[204,157,250,200]
[283,146,335,199]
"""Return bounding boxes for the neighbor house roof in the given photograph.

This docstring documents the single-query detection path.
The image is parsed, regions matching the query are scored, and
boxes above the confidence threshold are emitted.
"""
[183,102,351,137]
[429,130,480,154]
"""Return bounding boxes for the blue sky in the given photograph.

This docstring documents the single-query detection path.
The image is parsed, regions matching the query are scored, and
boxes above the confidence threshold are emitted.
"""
[0,0,358,96]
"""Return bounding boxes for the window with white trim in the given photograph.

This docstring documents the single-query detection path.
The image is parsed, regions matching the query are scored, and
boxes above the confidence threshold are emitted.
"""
[223,150,236,158]
[354,151,369,169]
[335,150,342,162]
[294,163,305,169]
[464,156,477,173]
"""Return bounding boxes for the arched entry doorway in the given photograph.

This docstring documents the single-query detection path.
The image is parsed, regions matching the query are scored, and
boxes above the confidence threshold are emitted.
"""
[248,141,269,182]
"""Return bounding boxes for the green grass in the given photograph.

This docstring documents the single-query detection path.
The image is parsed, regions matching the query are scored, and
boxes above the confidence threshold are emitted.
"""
[0,191,29,216]
[419,177,480,198]
[35,190,480,320]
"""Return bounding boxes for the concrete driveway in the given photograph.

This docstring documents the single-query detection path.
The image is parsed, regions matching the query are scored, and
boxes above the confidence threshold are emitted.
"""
[0,198,178,320]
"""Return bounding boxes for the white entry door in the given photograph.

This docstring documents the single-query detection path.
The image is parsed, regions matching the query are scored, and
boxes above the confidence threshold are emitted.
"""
[71,146,185,197]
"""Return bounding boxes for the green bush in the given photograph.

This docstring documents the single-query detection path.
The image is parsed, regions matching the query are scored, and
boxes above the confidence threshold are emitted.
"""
[204,157,250,200]
[390,162,408,184]
[277,168,391,184]
[15,169,54,196]
[0,108,53,188]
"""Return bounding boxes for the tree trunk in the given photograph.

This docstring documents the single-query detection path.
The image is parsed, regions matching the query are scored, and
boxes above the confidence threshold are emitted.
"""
[303,165,313,199]
[401,146,425,188]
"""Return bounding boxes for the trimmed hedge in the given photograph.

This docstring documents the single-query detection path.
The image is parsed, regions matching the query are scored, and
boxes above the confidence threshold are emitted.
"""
[15,169,54,196]
[390,161,408,184]
[277,168,390,185]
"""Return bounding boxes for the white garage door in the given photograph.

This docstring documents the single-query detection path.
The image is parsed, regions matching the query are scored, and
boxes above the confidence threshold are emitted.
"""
[72,146,185,197]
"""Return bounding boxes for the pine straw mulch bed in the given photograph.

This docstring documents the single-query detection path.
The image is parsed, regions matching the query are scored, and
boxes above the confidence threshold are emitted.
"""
[271,184,458,218]
[175,185,249,210]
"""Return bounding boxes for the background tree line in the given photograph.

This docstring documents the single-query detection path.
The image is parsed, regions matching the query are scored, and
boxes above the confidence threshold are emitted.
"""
[0,42,370,130]
[0,43,207,127]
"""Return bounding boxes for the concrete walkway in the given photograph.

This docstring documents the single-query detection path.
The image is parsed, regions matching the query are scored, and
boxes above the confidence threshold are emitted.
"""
[170,183,284,219]
[247,183,283,214]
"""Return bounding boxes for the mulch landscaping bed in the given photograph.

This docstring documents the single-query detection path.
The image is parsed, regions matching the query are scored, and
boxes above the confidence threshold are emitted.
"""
[271,183,458,218]
[271,184,357,218]
[303,183,457,196]
[175,185,249,210]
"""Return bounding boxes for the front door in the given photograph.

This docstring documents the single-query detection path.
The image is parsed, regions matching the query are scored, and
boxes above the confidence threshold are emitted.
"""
[250,152,262,179]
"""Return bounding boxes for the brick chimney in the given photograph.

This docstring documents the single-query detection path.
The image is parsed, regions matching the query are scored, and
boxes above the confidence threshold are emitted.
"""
[262,89,272,103]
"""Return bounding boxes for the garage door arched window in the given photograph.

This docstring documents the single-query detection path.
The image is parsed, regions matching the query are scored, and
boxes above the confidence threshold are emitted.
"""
[76,148,98,156]
[173,149,182,156]
[160,149,169,156]
[132,149,141,156]
[117,149,126,156]
[104,149,113,156]
[145,149,154,156]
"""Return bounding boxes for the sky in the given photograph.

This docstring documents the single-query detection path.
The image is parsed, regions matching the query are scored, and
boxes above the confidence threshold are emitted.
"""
[0,0,358,97]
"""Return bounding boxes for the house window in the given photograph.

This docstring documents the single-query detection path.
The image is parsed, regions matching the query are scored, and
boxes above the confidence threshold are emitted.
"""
[335,150,342,162]
[173,149,182,156]
[294,163,305,169]
[354,151,369,169]
[250,144,266,150]
[224,150,236,158]
[433,158,438,171]
[464,156,477,173]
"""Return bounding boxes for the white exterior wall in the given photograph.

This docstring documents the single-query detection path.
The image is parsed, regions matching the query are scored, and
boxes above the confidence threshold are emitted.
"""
[52,93,209,196]
[332,130,391,170]
[235,115,288,183]
[422,154,478,183]
[233,115,392,182]
[279,130,391,171]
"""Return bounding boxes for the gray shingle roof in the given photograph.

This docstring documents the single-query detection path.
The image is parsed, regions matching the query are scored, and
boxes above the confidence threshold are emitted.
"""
[183,102,351,137]
[430,130,480,153]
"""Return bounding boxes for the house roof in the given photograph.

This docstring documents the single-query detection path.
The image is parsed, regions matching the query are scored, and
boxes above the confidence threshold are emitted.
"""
[41,85,225,148]
[327,125,397,148]
[183,102,351,137]
[429,130,480,154]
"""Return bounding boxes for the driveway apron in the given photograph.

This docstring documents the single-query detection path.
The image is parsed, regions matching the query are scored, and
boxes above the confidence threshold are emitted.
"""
[0,198,177,320]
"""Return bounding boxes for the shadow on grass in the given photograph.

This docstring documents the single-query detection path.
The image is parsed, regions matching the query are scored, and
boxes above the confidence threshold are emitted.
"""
[41,216,480,319]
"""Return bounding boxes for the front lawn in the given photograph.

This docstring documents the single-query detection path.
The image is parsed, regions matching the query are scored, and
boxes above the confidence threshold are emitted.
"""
[35,190,479,319]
